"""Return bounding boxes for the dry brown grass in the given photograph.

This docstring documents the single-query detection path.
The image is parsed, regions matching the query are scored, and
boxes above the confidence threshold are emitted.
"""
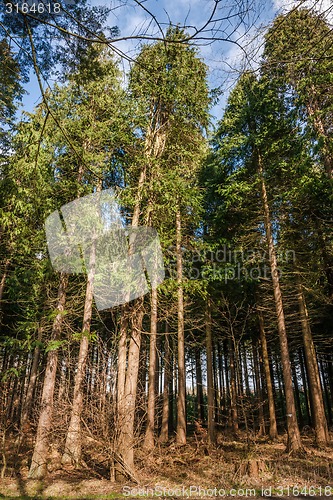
[0,431,332,499]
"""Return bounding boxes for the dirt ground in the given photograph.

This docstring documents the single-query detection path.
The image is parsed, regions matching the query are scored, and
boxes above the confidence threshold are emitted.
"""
[1,433,333,499]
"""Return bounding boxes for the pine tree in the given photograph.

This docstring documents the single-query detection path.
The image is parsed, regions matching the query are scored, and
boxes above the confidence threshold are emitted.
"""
[26,44,128,476]
[114,27,210,471]
[209,71,304,452]
[263,8,333,180]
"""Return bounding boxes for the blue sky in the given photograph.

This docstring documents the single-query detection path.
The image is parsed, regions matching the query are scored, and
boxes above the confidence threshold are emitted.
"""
[20,0,333,124]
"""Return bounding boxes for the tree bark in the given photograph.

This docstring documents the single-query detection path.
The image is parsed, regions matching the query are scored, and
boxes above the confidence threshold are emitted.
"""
[29,273,68,479]
[159,324,171,443]
[176,210,186,445]
[115,139,149,472]
[116,301,144,474]
[319,358,333,426]
[212,340,219,424]
[242,344,251,397]
[236,348,244,397]
[168,342,175,434]
[223,340,231,429]
[326,355,333,416]
[217,342,225,422]
[206,299,216,445]
[297,279,329,446]
[298,348,312,426]
[0,259,10,312]
[228,339,239,435]
[117,306,128,413]
[258,309,278,440]
[195,347,205,423]
[137,335,148,430]
[306,97,333,180]
[57,357,67,405]
[258,153,303,453]
[144,287,158,449]
[20,326,43,428]
[316,223,333,301]
[61,233,96,466]
[291,358,304,429]
[252,339,265,436]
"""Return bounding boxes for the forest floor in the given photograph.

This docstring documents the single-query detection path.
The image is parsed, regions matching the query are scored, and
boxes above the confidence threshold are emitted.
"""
[1,432,333,499]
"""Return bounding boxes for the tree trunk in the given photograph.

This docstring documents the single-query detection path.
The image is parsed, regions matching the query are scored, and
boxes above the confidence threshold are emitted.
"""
[319,358,333,426]
[275,353,286,424]
[306,98,333,180]
[291,358,304,429]
[156,336,161,415]
[258,153,303,453]
[144,287,158,449]
[115,153,148,473]
[326,354,333,415]
[217,342,225,422]
[168,340,175,434]
[57,357,67,405]
[316,223,333,301]
[298,348,311,426]
[20,326,43,428]
[116,301,144,474]
[195,347,205,422]
[137,335,148,431]
[159,324,170,443]
[242,344,250,397]
[297,279,329,446]
[117,306,128,413]
[206,299,216,445]
[0,259,10,314]
[29,273,68,479]
[62,235,96,466]
[212,341,219,424]
[223,340,231,429]
[176,210,186,445]
[228,339,239,435]
[258,309,278,440]
[237,348,244,397]
[253,339,265,436]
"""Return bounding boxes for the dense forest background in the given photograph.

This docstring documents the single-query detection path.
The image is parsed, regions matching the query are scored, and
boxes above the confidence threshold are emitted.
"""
[0,0,333,496]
